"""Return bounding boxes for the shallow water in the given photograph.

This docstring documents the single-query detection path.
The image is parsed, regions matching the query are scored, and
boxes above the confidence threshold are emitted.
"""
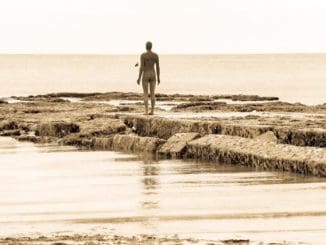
[0,137,326,244]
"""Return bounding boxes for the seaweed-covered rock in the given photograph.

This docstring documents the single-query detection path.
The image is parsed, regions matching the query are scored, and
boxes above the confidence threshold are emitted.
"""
[122,115,222,139]
[15,135,41,143]
[274,128,326,147]
[231,95,279,101]
[0,120,19,131]
[92,137,115,150]
[0,129,21,136]
[112,134,166,153]
[79,118,126,137]
[59,133,92,147]
[36,121,80,137]
[188,96,213,102]
[186,135,326,177]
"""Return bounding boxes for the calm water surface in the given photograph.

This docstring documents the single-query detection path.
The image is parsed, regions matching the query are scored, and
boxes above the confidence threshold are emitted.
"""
[1,137,326,244]
[0,54,326,105]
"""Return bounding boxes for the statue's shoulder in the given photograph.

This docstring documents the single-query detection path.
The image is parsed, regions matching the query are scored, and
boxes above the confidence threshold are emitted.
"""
[151,52,159,60]
[140,53,146,58]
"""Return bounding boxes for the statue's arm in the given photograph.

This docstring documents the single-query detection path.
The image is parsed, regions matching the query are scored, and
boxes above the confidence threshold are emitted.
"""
[156,56,160,84]
[137,55,144,84]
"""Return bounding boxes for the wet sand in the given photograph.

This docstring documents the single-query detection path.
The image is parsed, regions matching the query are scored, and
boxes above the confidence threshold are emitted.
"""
[1,137,326,244]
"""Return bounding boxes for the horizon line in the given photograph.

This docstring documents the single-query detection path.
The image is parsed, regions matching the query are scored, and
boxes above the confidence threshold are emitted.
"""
[1,52,326,56]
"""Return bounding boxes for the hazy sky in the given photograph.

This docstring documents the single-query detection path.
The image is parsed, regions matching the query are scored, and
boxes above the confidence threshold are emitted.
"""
[0,0,325,54]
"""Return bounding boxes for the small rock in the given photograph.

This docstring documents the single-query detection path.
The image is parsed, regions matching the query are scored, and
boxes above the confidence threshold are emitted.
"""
[0,99,8,104]
[15,135,40,143]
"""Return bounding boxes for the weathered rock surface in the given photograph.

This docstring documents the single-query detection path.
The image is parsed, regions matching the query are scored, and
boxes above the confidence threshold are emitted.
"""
[186,135,326,177]
[172,101,326,113]
[59,133,93,147]
[112,134,166,153]
[159,133,200,158]
[79,118,126,137]
[92,137,115,150]
[121,115,326,147]
[36,121,80,137]
[230,94,279,101]
[122,115,222,139]
[59,118,126,148]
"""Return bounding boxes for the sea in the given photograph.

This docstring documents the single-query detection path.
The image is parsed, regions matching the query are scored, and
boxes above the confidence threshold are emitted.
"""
[0,54,325,104]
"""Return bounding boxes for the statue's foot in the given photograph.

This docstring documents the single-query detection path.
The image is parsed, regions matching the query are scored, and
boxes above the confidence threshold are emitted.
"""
[149,111,154,115]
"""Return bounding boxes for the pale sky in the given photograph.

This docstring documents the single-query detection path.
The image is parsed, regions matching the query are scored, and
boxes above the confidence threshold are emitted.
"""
[0,0,325,54]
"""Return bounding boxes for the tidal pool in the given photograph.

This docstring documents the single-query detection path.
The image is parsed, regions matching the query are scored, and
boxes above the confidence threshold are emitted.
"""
[0,137,326,244]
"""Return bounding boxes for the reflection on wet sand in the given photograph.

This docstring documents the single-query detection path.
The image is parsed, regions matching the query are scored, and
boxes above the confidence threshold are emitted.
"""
[140,157,160,233]
[141,159,160,209]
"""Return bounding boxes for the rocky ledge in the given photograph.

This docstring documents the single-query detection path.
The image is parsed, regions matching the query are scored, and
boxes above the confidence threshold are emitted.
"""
[11,92,279,102]
[1,92,326,177]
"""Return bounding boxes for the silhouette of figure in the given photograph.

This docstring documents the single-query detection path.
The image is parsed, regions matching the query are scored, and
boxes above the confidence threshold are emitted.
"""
[137,42,160,115]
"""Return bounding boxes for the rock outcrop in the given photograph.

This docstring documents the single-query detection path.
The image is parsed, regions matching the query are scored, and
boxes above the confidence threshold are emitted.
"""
[122,115,222,139]
[1,92,326,177]
[186,134,326,177]
[172,101,326,113]
[14,92,279,103]
[121,115,326,147]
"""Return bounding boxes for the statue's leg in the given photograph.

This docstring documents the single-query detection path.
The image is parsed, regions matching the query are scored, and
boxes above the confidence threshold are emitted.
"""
[142,78,149,115]
[149,78,156,115]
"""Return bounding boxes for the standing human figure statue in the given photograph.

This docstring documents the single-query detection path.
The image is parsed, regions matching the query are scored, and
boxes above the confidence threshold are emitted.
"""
[137,41,160,115]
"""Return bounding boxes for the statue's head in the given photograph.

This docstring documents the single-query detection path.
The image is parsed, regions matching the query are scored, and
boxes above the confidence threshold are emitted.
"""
[146,41,152,51]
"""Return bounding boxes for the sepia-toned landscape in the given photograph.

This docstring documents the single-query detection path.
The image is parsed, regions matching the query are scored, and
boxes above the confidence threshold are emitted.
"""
[1,0,326,244]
